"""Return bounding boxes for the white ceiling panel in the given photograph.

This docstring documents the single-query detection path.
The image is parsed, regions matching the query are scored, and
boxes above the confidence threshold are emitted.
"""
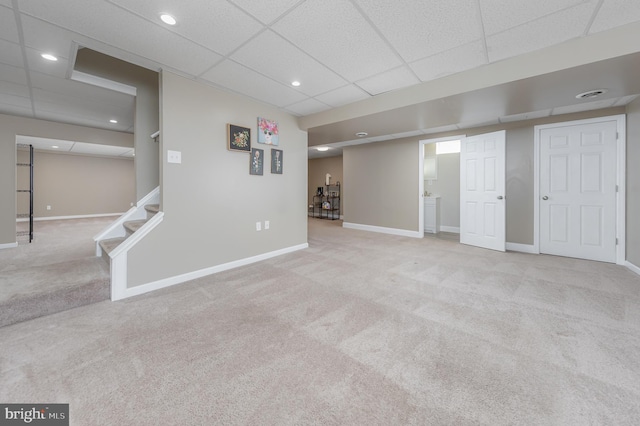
[25,48,69,78]
[314,85,370,108]
[109,0,262,55]
[551,98,617,115]
[30,73,136,108]
[71,142,132,157]
[0,38,24,68]
[0,102,33,116]
[33,108,132,132]
[457,118,500,129]
[0,62,28,85]
[590,0,640,33]
[355,0,483,62]
[284,98,331,116]
[0,80,29,98]
[356,66,420,96]
[19,0,222,76]
[410,40,487,82]
[20,15,81,56]
[612,94,639,106]
[479,0,593,35]
[231,30,347,97]
[0,5,18,43]
[272,0,402,82]
[17,136,75,151]
[200,60,307,107]
[231,0,300,24]
[486,2,596,62]
[422,124,460,135]
[0,92,31,109]
[500,109,551,123]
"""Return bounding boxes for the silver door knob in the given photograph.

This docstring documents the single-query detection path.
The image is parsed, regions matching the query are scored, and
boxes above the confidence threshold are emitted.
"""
[542,196,549,200]
[497,196,503,200]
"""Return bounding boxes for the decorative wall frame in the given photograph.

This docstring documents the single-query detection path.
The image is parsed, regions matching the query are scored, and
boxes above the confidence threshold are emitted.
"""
[227,124,251,152]
[257,117,279,145]
[271,149,283,174]
[250,148,264,175]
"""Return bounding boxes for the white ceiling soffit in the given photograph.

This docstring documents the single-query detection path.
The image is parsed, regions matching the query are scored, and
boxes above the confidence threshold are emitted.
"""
[16,135,134,158]
[0,1,638,142]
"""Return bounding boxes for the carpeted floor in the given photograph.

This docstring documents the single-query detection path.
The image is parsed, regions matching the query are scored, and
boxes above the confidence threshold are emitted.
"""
[1,218,639,425]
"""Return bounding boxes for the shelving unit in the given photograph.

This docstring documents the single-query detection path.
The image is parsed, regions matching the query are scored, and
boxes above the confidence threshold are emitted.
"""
[310,183,340,220]
[16,144,34,243]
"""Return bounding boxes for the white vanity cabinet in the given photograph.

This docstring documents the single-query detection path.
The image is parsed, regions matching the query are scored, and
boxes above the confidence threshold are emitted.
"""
[424,196,440,234]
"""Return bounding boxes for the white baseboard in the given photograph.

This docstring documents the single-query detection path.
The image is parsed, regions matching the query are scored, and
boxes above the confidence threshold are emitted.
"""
[506,242,537,254]
[342,222,422,238]
[439,226,460,233]
[116,243,309,301]
[17,213,124,222]
[0,242,18,250]
[626,261,640,276]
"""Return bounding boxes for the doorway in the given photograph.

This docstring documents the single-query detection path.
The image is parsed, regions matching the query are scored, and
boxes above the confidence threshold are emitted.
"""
[534,115,626,264]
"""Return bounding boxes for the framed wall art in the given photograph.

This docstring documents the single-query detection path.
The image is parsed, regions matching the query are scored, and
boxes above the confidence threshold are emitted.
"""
[250,148,264,175]
[257,117,279,145]
[227,124,251,152]
[271,149,283,174]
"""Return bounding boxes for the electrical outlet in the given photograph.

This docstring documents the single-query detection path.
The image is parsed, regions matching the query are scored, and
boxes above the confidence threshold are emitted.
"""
[256,221,261,231]
[46,205,51,210]
[167,150,182,164]
[264,220,270,230]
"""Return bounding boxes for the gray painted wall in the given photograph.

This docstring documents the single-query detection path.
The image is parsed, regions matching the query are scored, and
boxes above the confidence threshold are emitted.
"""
[17,150,134,218]
[126,71,308,287]
[626,97,640,267]
[0,113,132,246]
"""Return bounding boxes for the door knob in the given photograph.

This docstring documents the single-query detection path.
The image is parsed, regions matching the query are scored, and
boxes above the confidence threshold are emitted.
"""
[497,196,503,200]
[542,196,549,200]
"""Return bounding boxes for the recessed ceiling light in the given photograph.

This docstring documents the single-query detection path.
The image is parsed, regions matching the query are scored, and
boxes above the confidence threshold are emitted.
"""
[160,14,176,25]
[110,119,118,124]
[575,89,607,99]
[51,145,59,149]
[355,132,368,137]
[41,53,58,61]
[291,81,301,87]
[316,147,329,152]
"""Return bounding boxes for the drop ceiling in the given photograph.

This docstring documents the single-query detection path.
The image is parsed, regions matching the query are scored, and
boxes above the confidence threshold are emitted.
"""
[1,0,640,158]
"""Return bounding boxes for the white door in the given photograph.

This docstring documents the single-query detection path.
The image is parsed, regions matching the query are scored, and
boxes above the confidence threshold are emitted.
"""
[539,120,617,262]
[460,131,506,251]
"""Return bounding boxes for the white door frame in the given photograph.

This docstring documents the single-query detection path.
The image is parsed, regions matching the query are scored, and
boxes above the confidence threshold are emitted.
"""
[418,135,465,235]
[533,114,626,264]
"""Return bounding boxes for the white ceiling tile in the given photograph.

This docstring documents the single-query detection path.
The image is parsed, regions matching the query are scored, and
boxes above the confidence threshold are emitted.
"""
[231,30,347,97]
[411,40,486,82]
[284,98,331,116]
[486,2,595,62]
[589,0,640,33]
[500,109,551,123]
[0,0,13,7]
[612,94,639,106]
[200,60,307,107]
[354,0,483,62]
[0,38,23,67]
[422,124,459,135]
[25,47,69,78]
[479,0,592,35]
[551,98,617,115]
[231,0,301,24]
[0,5,19,43]
[314,85,370,107]
[0,80,29,98]
[0,62,28,85]
[71,142,132,157]
[457,118,500,129]
[17,136,75,151]
[272,0,402,82]
[109,0,262,55]
[20,15,79,57]
[356,66,420,96]
[0,92,31,109]
[392,130,424,139]
[19,0,221,76]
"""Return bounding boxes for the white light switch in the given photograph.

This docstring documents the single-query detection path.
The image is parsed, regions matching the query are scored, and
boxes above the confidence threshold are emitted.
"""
[167,150,181,164]
[264,220,270,230]
[256,222,261,231]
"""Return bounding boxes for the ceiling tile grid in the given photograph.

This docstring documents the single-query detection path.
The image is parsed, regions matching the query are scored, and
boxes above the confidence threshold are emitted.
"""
[313,84,370,108]
[0,62,28,86]
[230,0,302,25]
[355,66,420,96]
[409,40,487,82]
[0,5,19,43]
[0,38,24,68]
[284,98,332,116]
[589,0,640,33]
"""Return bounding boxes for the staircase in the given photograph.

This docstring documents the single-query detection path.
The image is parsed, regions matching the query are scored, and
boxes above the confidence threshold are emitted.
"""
[98,204,159,263]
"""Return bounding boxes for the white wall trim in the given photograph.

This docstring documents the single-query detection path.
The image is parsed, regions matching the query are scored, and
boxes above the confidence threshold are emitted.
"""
[16,213,123,222]
[343,222,422,238]
[0,242,18,250]
[506,242,537,254]
[626,261,640,276]
[439,226,460,234]
[114,243,309,301]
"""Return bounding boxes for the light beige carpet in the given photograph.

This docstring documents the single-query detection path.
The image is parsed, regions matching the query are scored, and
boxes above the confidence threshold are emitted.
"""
[1,218,639,425]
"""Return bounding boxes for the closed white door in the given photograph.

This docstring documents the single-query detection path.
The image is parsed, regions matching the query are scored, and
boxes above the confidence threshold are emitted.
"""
[539,120,617,262]
[460,131,506,251]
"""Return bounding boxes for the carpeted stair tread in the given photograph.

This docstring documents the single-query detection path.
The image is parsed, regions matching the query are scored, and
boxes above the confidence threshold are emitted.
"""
[99,237,126,255]
[123,219,147,234]
[144,204,159,214]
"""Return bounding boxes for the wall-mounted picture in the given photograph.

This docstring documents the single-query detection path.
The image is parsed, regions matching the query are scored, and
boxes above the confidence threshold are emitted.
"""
[227,124,251,152]
[250,148,264,175]
[271,149,283,174]
[257,117,279,145]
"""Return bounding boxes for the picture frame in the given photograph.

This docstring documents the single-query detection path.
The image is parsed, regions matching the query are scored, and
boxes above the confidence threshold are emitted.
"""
[227,124,251,152]
[250,148,264,175]
[257,117,279,146]
[271,149,283,174]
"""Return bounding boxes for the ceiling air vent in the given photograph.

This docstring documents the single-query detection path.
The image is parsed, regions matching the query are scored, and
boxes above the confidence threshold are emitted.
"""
[575,89,607,99]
